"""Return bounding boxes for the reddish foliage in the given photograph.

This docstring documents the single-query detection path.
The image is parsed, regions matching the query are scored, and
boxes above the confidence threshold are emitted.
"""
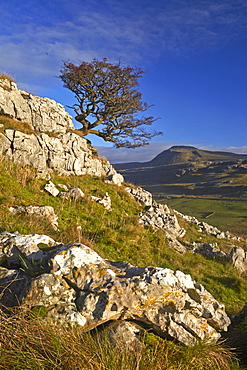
[59,58,161,148]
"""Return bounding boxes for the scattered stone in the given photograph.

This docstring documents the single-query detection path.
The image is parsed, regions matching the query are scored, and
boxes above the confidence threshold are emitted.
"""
[9,205,59,230]
[59,188,85,201]
[194,243,228,259]
[230,246,247,273]
[167,237,187,254]
[126,186,153,206]
[105,173,124,186]
[124,188,185,240]
[0,233,231,346]
[139,206,186,239]
[91,192,112,211]
[44,181,60,197]
[57,184,69,191]
[174,209,237,240]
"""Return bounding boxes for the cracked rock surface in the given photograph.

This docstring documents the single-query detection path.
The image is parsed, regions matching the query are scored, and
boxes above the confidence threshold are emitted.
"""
[0,233,230,345]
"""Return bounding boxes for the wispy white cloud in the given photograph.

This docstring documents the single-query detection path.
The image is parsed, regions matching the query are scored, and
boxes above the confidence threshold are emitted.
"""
[1,0,247,85]
[0,0,247,100]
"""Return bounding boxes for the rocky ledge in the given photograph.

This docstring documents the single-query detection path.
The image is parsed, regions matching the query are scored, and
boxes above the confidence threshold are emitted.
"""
[0,78,73,133]
[0,232,230,346]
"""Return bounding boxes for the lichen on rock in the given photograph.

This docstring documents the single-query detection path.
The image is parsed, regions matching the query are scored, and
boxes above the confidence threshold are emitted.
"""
[0,233,231,346]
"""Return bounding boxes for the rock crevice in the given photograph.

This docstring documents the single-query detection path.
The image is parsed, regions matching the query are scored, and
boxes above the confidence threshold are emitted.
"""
[0,233,231,346]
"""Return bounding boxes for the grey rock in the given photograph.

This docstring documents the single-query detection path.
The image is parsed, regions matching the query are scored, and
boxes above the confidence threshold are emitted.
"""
[44,181,60,197]
[167,237,187,254]
[0,79,74,133]
[0,130,120,179]
[139,207,186,239]
[230,246,247,273]
[124,187,185,240]
[0,80,122,180]
[174,209,238,241]
[126,186,153,206]
[91,192,112,211]
[194,243,228,259]
[57,184,69,191]
[9,205,59,230]
[0,233,231,346]
[59,188,85,201]
[105,173,124,186]
[107,321,145,351]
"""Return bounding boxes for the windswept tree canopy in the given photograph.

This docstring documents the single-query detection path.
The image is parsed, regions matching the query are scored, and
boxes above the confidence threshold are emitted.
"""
[59,58,162,148]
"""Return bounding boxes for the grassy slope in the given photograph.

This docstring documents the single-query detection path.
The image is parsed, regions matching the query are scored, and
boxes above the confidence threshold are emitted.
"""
[0,159,247,369]
[0,159,246,316]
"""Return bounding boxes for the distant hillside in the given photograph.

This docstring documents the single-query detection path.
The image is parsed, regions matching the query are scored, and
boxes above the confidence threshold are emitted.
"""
[113,146,247,238]
[115,145,247,169]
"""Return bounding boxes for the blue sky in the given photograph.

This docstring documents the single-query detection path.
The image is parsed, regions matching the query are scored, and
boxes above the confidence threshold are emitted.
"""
[1,0,247,163]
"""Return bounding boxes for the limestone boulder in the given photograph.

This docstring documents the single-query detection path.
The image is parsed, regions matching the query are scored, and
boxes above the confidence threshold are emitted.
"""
[107,321,145,351]
[44,181,60,197]
[105,173,124,186]
[0,233,230,345]
[0,232,57,270]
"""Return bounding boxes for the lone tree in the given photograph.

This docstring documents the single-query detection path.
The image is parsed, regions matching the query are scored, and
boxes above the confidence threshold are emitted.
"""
[59,58,161,148]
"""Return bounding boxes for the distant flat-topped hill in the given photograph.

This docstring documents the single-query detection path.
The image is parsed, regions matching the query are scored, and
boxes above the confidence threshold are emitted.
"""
[114,146,247,236]
[114,146,247,202]
[115,145,247,170]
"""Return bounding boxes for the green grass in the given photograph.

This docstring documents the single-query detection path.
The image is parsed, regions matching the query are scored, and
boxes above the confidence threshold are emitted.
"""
[0,160,246,316]
[1,160,247,368]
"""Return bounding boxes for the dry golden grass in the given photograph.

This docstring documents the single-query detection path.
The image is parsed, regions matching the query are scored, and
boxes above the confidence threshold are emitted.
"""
[0,310,241,370]
[0,73,15,83]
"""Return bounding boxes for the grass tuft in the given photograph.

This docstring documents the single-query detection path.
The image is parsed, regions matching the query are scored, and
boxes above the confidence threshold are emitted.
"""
[0,311,243,370]
[0,73,15,83]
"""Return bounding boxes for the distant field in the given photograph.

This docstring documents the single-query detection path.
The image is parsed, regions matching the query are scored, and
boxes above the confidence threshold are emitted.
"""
[161,197,247,238]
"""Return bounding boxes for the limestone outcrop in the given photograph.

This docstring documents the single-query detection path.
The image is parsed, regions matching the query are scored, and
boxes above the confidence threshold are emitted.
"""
[0,129,121,179]
[0,78,74,133]
[126,186,153,206]
[126,187,186,240]
[0,78,124,183]
[0,233,231,346]
[91,192,112,211]
[139,203,186,239]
